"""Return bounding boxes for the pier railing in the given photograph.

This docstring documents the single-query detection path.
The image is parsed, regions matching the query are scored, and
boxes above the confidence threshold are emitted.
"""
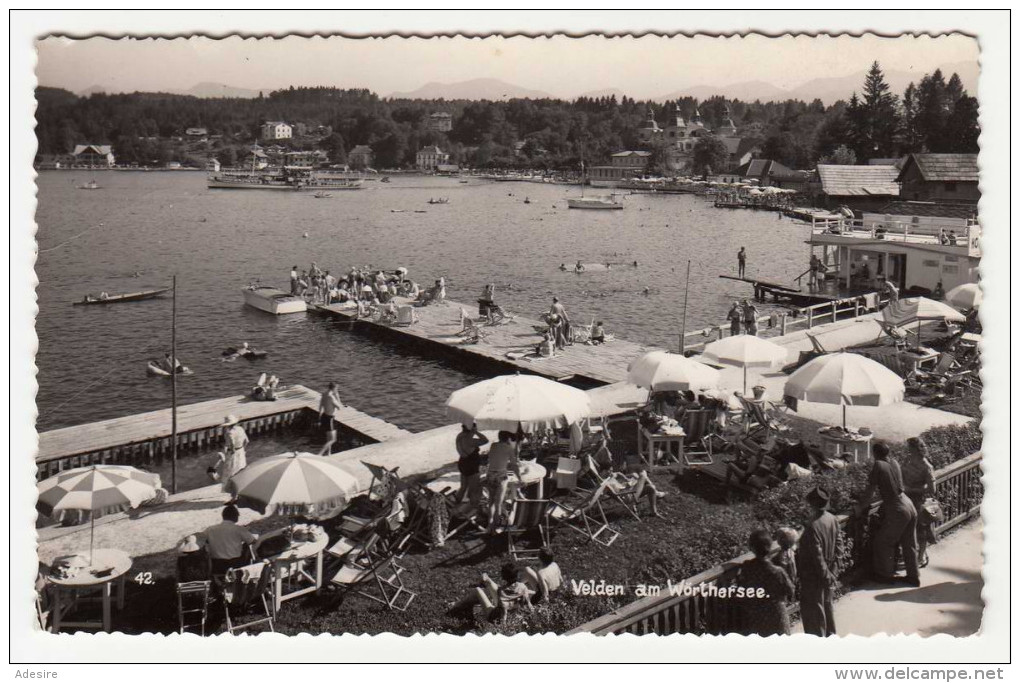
[567,452,982,636]
[811,216,980,252]
[681,292,886,354]
[35,407,315,480]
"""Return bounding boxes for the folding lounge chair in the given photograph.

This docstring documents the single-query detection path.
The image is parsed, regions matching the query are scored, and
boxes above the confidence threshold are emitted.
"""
[330,534,416,611]
[505,497,552,563]
[602,474,648,521]
[548,479,621,547]
[176,580,213,636]
[222,561,275,634]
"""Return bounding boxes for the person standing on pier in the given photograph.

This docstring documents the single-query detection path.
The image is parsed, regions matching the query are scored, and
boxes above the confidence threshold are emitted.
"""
[550,297,571,348]
[221,415,249,487]
[727,302,743,336]
[742,300,760,336]
[318,382,344,431]
[455,424,489,513]
[796,486,840,637]
[737,247,747,278]
[290,265,299,294]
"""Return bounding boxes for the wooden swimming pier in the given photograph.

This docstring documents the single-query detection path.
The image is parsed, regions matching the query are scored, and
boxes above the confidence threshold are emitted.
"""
[35,385,409,479]
[312,298,658,387]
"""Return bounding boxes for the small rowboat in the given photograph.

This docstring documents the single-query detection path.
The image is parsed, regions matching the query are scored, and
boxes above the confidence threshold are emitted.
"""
[73,288,170,306]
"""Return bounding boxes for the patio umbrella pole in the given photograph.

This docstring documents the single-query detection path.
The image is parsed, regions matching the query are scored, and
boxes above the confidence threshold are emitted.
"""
[843,404,847,430]
[679,259,690,355]
[743,366,748,396]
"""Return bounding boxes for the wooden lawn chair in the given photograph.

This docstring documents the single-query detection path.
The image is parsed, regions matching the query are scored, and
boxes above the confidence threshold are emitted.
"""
[223,561,275,634]
[176,580,213,636]
[506,497,552,562]
[329,535,416,611]
[548,479,621,547]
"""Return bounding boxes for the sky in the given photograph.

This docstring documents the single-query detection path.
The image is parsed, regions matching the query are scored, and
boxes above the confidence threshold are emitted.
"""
[35,33,979,100]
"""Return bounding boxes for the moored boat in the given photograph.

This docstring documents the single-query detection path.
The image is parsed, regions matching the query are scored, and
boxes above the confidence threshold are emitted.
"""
[73,288,170,306]
[243,286,307,315]
[567,194,625,210]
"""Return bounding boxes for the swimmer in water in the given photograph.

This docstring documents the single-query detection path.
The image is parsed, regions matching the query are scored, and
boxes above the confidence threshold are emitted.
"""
[575,260,584,273]
[642,287,651,296]
[633,261,639,267]
[559,263,567,271]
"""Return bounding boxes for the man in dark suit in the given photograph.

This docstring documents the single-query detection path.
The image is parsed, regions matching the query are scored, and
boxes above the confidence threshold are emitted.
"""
[796,486,841,636]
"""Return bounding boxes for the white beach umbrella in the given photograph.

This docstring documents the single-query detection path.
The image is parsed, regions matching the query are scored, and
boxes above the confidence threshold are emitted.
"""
[945,283,982,311]
[445,374,591,433]
[701,334,789,394]
[783,352,905,429]
[627,350,721,392]
[226,452,360,517]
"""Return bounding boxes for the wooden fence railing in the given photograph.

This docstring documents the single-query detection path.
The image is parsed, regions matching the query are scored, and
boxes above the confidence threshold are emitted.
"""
[681,292,887,353]
[567,452,983,636]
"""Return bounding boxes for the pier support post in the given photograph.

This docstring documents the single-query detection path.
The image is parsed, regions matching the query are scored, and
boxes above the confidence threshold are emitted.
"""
[832,301,838,323]
[780,314,787,336]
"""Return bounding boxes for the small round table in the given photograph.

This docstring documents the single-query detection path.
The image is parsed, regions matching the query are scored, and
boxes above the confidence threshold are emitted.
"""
[818,427,873,464]
[262,526,329,611]
[46,548,132,633]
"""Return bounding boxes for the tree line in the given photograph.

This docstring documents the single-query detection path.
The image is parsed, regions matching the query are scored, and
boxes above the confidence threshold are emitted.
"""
[35,62,978,171]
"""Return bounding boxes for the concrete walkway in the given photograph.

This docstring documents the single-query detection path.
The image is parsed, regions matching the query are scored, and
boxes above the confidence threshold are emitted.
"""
[794,519,984,637]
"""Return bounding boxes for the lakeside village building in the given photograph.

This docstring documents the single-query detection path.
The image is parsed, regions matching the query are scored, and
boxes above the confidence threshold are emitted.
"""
[347,145,374,169]
[426,112,453,133]
[416,145,451,171]
[260,121,293,141]
[589,105,758,185]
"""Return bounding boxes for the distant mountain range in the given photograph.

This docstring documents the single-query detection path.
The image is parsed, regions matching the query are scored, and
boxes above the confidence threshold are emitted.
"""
[388,78,553,101]
[71,62,978,104]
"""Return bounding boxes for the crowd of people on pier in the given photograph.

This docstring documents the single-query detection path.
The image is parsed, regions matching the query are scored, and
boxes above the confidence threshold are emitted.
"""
[288,262,444,310]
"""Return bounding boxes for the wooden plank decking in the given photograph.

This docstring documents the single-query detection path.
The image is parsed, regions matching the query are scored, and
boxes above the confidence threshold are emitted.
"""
[36,384,409,464]
[313,298,659,386]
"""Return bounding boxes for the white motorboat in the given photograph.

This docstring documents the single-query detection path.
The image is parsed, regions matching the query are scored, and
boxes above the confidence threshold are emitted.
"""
[567,194,625,210]
[567,157,624,209]
[243,286,307,314]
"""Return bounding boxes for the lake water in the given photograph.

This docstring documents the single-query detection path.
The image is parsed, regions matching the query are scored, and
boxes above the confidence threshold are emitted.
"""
[34,172,810,433]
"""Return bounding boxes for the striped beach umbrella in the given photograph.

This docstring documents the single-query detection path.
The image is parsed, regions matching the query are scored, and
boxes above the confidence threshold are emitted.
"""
[226,452,361,517]
[627,350,721,392]
[37,465,161,562]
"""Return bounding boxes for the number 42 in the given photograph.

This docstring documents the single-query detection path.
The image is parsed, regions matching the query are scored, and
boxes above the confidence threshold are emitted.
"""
[134,571,154,585]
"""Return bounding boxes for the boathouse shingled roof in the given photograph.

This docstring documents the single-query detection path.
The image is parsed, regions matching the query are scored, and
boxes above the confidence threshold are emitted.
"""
[898,153,979,183]
[817,164,900,196]
[873,201,978,221]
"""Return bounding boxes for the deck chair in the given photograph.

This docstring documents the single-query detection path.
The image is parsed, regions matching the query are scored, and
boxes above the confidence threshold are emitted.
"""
[330,534,416,611]
[393,305,418,326]
[680,408,716,466]
[602,473,648,521]
[548,479,621,547]
[506,497,552,562]
[176,580,212,636]
[735,395,789,441]
[554,457,582,490]
[223,561,275,634]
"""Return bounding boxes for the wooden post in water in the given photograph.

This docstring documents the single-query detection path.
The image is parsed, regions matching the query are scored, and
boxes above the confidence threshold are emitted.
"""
[679,260,691,355]
[171,275,178,494]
